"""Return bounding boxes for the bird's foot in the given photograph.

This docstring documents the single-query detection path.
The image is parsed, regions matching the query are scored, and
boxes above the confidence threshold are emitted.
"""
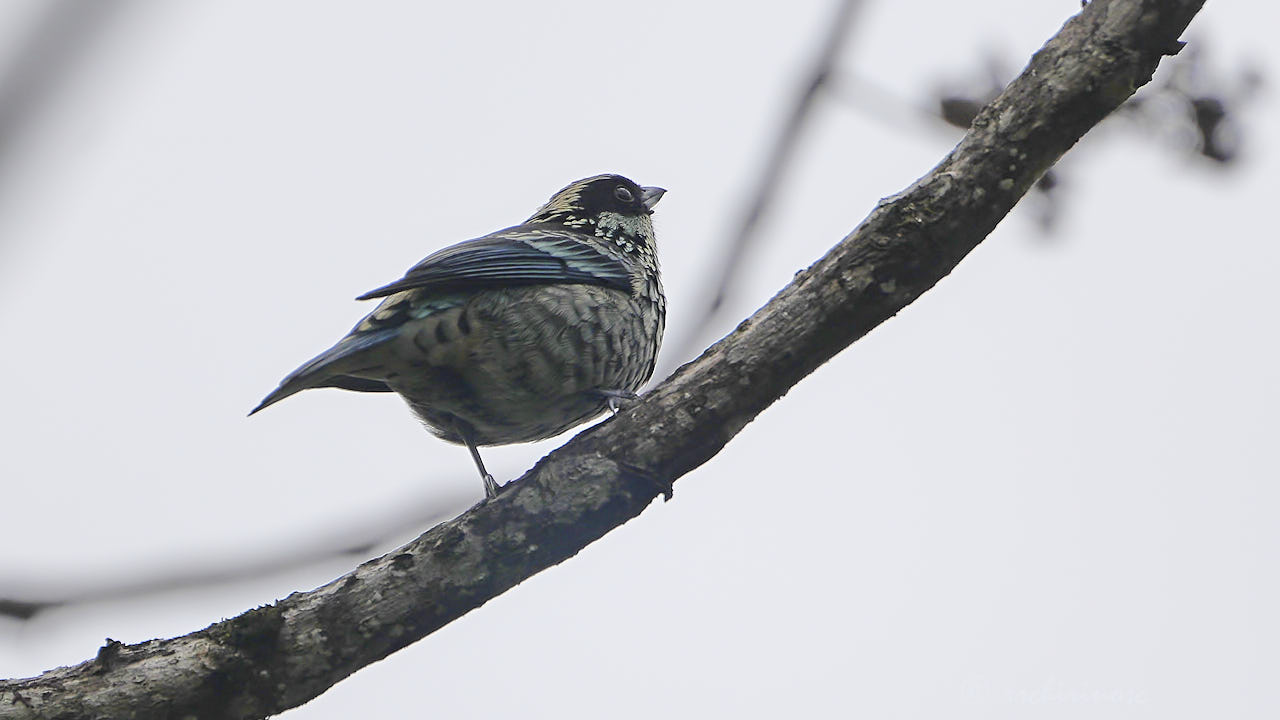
[482,472,500,500]
[594,389,640,414]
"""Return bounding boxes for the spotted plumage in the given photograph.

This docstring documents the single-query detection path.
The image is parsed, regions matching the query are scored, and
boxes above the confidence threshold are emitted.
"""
[250,174,666,499]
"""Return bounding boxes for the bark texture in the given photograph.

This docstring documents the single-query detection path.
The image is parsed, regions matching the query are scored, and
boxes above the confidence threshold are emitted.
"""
[0,1,1204,717]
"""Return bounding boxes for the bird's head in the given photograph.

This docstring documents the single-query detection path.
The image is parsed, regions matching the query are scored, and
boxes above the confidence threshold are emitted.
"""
[526,174,665,258]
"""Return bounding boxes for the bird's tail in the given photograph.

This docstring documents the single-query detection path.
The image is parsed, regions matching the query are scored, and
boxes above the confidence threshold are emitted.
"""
[248,328,399,416]
[248,381,308,416]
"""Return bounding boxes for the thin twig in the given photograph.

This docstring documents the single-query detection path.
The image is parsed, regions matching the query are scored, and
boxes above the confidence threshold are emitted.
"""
[0,487,470,620]
[655,0,863,379]
[0,0,133,201]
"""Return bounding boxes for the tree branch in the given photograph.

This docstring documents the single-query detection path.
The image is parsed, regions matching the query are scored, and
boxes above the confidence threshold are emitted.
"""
[0,1,1204,717]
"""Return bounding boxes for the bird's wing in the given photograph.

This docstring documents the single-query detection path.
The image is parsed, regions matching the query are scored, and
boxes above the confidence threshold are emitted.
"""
[355,226,632,301]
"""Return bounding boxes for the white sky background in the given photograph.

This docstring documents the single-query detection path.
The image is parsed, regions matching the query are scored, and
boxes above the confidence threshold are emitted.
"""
[0,0,1276,717]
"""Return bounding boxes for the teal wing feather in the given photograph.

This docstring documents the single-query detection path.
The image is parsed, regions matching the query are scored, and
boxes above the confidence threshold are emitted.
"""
[355,227,631,301]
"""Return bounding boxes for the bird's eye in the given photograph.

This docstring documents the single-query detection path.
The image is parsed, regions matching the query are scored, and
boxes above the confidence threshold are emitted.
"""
[613,185,634,203]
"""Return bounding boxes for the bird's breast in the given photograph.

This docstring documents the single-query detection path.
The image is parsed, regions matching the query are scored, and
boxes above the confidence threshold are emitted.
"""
[387,283,663,445]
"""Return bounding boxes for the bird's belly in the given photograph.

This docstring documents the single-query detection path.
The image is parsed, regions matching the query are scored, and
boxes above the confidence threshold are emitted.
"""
[383,285,661,446]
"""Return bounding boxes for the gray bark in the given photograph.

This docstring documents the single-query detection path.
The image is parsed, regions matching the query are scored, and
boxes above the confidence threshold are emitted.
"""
[0,1,1205,717]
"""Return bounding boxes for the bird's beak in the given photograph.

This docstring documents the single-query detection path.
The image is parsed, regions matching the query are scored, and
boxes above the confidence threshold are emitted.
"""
[641,186,666,212]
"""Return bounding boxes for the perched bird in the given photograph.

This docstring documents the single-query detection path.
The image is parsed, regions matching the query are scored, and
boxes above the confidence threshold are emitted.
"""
[250,174,666,499]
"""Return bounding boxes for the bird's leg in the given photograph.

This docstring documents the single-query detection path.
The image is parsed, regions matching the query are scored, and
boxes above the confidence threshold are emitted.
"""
[593,388,640,414]
[452,416,499,499]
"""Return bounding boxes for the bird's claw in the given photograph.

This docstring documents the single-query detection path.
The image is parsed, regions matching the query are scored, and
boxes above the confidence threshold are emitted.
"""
[595,389,640,414]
